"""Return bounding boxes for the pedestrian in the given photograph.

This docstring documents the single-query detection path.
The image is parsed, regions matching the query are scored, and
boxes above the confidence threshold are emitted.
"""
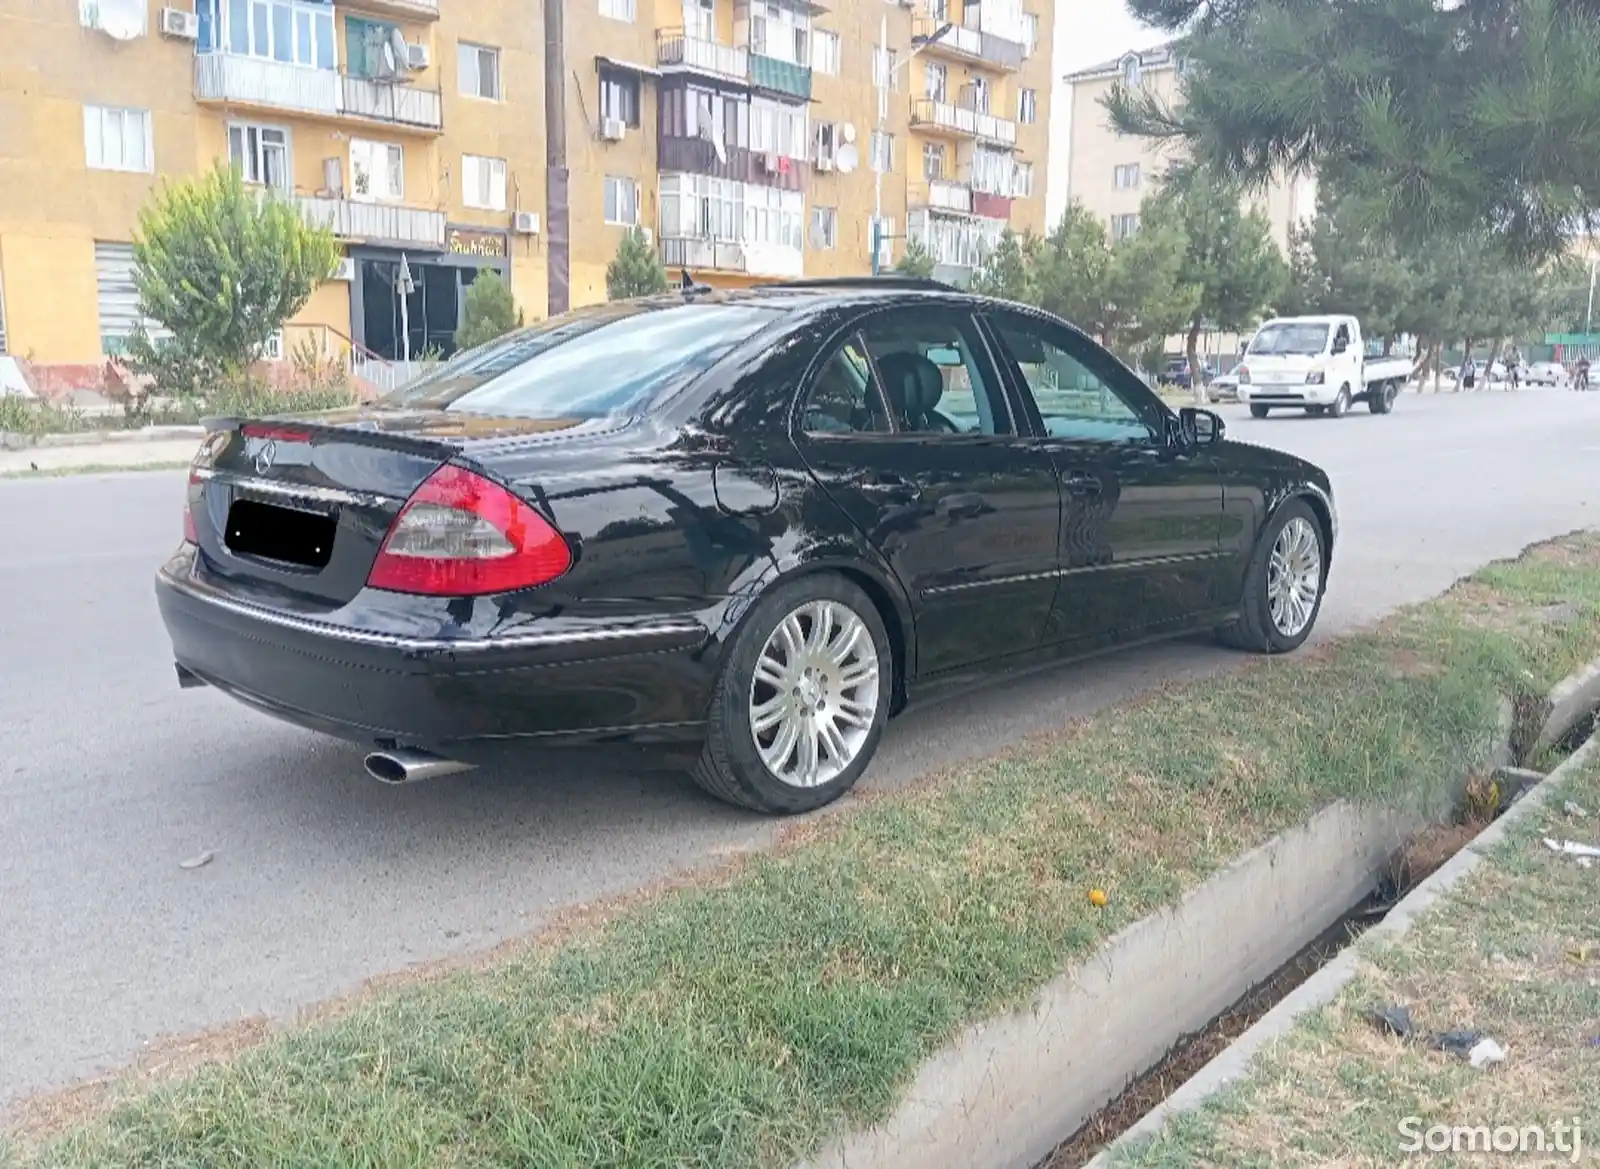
[1460,356,1476,391]
[1578,355,1591,391]
[1508,357,1519,391]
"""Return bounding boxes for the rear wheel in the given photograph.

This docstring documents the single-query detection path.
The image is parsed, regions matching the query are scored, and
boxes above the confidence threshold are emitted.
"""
[693,573,893,814]
[1216,499,1327,654]
[1368,381,1396,414]
[1250,404,1270,419]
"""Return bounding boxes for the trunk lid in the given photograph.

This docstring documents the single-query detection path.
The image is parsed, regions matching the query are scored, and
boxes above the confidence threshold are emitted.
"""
[187,408,598,610]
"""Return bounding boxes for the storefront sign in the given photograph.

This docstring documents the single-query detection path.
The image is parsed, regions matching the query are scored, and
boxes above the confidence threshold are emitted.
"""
[447,228,509,258]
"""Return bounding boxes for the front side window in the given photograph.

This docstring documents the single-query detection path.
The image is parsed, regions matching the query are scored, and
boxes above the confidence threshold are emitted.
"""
[858,312,1010,436]
[987,314,1161,444]
[386,303,781,422]
[801,336,891,434]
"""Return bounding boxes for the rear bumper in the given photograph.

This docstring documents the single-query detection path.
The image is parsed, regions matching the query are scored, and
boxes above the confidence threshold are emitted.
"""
[155,548,717,754]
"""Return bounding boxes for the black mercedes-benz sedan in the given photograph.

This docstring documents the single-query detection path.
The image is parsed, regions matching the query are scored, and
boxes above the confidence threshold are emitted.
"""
[157,278,1336,814]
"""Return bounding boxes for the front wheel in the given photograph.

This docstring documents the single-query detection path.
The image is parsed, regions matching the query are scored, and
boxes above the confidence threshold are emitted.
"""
[693,573,893,814]
[1250,404,1270,419]
[1216,499,1327,654]
[1328,385,1351,418]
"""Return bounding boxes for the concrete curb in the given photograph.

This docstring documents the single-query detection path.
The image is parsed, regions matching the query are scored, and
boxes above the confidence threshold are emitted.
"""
[1086,672,1600,1168]
[1533,658,1600,758]
[0,425,206,451]
[799,710,1515,1169]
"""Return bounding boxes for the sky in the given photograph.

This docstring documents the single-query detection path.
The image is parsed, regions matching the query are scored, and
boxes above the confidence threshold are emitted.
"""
[1044,0,1168,223]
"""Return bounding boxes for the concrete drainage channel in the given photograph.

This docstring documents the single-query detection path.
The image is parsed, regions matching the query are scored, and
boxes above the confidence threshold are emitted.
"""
[799,660,1600,1169]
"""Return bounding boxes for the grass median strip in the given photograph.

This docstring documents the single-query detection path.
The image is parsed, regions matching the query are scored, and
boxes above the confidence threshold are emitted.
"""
[1107,747,1600,1168]
[11,533,1600,1169]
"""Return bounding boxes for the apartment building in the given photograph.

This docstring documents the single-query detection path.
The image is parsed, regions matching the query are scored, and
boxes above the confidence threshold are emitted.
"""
[0,0,1053,372]
[1061,44,1314,253]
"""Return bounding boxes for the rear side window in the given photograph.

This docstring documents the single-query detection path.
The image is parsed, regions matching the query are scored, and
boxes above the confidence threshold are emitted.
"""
[384,303,780,420]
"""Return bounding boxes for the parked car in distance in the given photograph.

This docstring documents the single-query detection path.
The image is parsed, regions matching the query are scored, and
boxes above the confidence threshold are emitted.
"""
[1207,365,1242,403]
[157,279,1338,816]
[1526,361,1569,388]
[1157,357,1192,389]
[1236,315,1413,418]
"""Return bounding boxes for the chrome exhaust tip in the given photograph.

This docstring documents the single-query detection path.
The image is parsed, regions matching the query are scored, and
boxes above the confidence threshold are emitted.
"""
[363,748,476,785]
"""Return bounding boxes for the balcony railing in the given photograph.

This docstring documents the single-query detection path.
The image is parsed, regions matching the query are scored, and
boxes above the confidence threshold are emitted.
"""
[195,54,443,132]
[749,53,812,101]
[295,196,446,249]
[914,8,1025,70]
[909,98,1017,146]
[743,242,804,278]
[657,29,750,80]
[340,0,440,19]
[660,236,748,272]
[912,178,973,213]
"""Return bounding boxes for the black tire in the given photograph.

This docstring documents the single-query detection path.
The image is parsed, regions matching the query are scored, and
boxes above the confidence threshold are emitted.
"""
[1305,405,1326,417]
[1215,498,1328,655]
[692,572,894,814]
[1328,385,1351,418]
[1368,381,1396,414]
[1250,404,1270,418]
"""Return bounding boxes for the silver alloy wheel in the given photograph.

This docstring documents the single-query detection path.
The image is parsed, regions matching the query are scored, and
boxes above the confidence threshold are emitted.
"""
[1267,516,1322,637]
[748,599,880,788]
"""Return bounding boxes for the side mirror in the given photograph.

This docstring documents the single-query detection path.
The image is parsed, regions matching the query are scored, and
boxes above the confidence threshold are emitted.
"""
[1178,406,1225,447]
[1331,336,1349,355]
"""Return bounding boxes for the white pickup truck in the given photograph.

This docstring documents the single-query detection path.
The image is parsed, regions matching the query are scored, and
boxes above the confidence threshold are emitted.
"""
[1235,314,1414,418]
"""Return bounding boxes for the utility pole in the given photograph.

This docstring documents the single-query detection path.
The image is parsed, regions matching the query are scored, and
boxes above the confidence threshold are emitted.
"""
[544,0,569,317]
[872,14,886,276]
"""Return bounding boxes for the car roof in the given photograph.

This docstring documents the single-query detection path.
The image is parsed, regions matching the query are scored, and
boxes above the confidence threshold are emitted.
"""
[619,278,1006,320]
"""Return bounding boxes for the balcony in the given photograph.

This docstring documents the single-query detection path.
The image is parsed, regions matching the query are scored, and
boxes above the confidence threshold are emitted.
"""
[195,54,443,133]
[660,236,748,273]
[909,98,1016,146]
[743,242,804,278]
[340,0,439,20]
[911,178,973,213]
[657,29,750,81]
[914,8,1024,70]
[749,54,812,102]
[295,196,446,250]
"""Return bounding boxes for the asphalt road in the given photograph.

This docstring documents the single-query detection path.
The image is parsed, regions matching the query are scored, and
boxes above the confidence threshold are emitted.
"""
[3,388,1598,1109]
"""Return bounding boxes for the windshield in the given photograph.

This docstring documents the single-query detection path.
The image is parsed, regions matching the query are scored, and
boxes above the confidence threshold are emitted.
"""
[382,302,781,420]
[1248,323,1330,357]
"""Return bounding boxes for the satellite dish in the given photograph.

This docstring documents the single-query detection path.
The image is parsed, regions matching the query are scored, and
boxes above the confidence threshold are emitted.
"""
[836,143,859,173]
[841,123,857,144]
[95,0,145,41]
[384,27,411,77]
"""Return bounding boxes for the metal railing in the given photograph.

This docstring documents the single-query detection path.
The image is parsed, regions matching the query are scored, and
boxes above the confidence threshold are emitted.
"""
[656,28,750,79]
[295,196,446,249]
[195,54,443,131]
[909,98,1017,146]
[659,236,749,272]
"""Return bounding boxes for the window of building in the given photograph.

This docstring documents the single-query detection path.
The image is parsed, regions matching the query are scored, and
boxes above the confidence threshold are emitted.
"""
[814,121,838,166]
[810,206,837,249]
[600,0,636,20]
[83,106,153,173]
[80,0,148,35]
[350,138,403,201]
[971,145,1011,195]
[604,176,640,225]
[924,61,947,103]
[1021,12,1039,56]
[870,130,894,172]
[228,0,335,69]
[227,122,291,191]
[745,184,804,250]
[94,241,168,354]
[1121,53,1142,87]
[812,29,841,74]
[599,69,641,127]
[750,1,812,65]
[1113,162,1141,189]
[922,141,945,181]
[458,43,502,100]
[873,47,899,91]
[1012,161,1034,198]
[907,209,1002,269]
[462,154,508,210]
[750,98,808,159]
[1018,88,1037,124]
[660,173,744,240]
[966,77,990,114]
[1110,212,1140,241]
[345,15,399,78]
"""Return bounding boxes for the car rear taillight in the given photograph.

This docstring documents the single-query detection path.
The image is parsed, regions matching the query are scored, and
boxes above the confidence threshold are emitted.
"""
[183,470,202,544]
[366,464,572,596]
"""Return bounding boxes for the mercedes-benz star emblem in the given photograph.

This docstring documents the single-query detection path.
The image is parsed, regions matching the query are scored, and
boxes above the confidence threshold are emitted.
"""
[253,440,278,476]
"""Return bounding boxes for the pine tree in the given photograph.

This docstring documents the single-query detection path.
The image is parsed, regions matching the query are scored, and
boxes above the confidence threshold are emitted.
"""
[1107,0,1600,259]
[606,228,669,300]
[893,239,936,278]
[968,229,1037,302]
[455,271,523,351]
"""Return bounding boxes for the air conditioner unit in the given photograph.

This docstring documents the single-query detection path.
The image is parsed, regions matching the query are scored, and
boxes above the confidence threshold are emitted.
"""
[331,257,356,281]
[159,7,199,39]
[601,117,627,141]
[513,210,540,234]
[405,42,430,69]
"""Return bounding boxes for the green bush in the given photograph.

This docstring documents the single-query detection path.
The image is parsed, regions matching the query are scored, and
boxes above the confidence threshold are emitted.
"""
[455,271,524,351]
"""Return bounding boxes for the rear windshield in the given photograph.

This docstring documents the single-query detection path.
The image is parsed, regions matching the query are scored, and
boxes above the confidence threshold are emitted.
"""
[382,302,780,420]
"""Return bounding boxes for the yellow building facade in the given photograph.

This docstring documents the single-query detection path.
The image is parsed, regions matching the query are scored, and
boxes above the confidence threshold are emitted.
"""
[0,0,1054,370]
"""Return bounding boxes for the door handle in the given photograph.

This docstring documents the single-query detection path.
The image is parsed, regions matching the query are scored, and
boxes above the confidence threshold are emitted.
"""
[937,491,985,520]
[846,469,922,498]
[1064,472,1102,496]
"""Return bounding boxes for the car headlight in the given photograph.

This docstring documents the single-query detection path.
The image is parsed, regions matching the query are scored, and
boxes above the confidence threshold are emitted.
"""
[1305,371,1325,385]
[1238,367,1250,385]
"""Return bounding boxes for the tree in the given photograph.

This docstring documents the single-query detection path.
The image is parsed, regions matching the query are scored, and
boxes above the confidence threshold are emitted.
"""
[126,162,338,396]
[1282,197,1415,347]
[606,227,668,300]
[1106,0,1600,260]
[893,238,936,278]
[968,228,1037,302]
[1101,217,1200,364]
[1030,203,1114,332]
[455,271,523,351]
[1145,168,1287,398]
